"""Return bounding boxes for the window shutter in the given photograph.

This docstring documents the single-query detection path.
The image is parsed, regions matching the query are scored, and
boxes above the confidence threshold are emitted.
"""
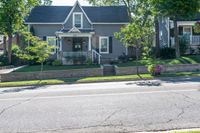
[178,27,183,35]
[96,36,99,52]
[109,36,113,53]
[43,36,47,41]
[56,37,58,53]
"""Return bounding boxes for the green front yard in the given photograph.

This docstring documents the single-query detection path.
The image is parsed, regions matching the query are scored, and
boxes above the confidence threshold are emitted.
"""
[175,131,200,133]
[14,64,100,72]
[117,55,200,67]
[0,72,200,88]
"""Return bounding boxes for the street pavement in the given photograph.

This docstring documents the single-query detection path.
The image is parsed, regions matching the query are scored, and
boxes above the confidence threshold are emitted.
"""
[0,77,200,133]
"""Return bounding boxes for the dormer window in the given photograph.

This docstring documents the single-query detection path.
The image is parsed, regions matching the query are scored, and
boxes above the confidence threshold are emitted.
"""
[73,12,83,28]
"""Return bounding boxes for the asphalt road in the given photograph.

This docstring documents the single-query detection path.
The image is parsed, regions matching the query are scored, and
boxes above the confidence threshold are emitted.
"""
[0,77,200,133]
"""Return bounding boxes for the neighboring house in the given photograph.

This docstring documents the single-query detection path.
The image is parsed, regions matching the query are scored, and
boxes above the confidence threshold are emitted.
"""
[159,13,200,53]
[25,1,129,64]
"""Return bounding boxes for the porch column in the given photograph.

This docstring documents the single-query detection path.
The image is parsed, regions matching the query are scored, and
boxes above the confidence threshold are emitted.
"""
[88,36,92,51]
[60,37,62,51]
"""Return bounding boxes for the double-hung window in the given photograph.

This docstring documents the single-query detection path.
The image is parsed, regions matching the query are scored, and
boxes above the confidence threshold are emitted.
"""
[99,37,109,54]
[47,36,57,54]
[73,13,83,28]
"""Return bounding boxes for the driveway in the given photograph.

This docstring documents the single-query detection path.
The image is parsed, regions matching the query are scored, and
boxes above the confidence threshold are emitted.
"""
[0,77,200,133]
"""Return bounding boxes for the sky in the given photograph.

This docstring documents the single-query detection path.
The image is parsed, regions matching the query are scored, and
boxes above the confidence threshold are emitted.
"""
[52,0,90,6]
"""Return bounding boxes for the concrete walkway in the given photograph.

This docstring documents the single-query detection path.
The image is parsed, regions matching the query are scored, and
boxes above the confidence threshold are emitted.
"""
[0,66,26,74]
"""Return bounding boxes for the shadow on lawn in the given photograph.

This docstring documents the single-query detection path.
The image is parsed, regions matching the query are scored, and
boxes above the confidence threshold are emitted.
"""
[0,81,48,94]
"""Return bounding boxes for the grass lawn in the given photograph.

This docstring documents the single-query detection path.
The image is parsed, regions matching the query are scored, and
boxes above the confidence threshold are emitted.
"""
[0,72,199,88]
[117,55,200,67]
[14,64,100,72]
[175,131,200,133]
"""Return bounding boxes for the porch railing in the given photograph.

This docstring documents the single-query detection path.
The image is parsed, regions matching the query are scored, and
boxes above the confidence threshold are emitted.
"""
[92,49,101,64]
[60,50,101,64]
[171,35,200,46]
[62,52,89,58]
[192,35,200,45]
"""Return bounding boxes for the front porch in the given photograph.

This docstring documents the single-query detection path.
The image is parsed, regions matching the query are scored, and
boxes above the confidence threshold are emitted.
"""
[56,35,101,65]
[170,22,200,54]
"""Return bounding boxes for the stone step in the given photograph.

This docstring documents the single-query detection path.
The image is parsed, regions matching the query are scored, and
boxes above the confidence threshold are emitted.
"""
[103,65,116,76]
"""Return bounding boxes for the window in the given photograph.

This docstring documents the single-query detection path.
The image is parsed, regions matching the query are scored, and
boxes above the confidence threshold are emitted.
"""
[47,36,57,54]
[183,27,192,35]
[73,13,83,28]
[99,37,109,54]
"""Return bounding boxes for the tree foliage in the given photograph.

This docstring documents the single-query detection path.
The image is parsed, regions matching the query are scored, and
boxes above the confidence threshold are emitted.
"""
[17,31,54,71]
[0,0,51,64]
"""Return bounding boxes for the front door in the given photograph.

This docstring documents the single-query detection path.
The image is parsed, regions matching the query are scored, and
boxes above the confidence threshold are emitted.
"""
[73,38,83,52]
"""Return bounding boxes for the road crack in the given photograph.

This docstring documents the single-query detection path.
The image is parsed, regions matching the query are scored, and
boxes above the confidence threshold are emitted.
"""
[104,108,124,122]
[0,95,37,117]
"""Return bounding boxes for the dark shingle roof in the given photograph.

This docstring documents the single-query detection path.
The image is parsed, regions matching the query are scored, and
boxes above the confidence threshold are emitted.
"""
[26,6,72,23]
[82,6,128,23]
[26,6,129,23]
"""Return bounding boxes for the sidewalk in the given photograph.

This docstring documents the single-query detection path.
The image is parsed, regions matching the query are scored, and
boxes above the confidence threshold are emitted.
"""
[0,66,26,74]
[140,128,200,133]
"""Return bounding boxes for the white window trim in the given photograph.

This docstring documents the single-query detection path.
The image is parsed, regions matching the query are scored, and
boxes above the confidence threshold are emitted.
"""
[73,12,83,29]
[99,36,109,54]
[47,36,57,54]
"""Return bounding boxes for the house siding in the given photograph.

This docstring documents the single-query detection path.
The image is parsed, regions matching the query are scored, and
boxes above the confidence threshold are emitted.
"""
[159,17,170,47]
[64,4,92,29]
[93,24,127,60]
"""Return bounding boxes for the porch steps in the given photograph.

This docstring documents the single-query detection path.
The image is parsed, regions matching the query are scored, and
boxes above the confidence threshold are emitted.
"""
[103,65,116,76]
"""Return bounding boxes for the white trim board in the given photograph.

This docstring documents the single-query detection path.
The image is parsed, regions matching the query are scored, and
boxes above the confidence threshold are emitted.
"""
[24,22,63,25]
[177,21,197,26]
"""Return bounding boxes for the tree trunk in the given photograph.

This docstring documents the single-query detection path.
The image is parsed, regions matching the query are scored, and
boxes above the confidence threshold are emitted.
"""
[8,34,12,64]
[173,19,180,58]
[155,16,160,58]
[135,47,139,75]
[41,62,44,72]
[16,32,20,46]
[3,36,7,54]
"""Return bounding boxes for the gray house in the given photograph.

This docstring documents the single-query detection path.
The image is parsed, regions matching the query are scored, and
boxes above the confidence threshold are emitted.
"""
[25,1,129,64]
[159,13,200,53]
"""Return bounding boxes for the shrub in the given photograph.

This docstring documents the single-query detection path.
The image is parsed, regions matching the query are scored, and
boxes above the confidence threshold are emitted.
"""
[0,54,9,66]
[198,46,200,55]
[194,22,200,34]
[52,60,62,66]
[160,47,176,59]
[118,53,129,63]
[86,58,93,65]
[148,64,163,76]
[179,36,189,55]
[45,59,55,65]
[72,56,87,64]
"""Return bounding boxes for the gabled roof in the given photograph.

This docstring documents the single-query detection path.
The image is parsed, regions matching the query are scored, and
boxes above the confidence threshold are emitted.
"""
[26,5,129,24]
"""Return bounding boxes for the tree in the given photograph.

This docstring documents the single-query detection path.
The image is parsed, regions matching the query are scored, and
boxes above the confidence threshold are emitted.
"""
[0,0,27,64]
[152,0,200,58]
[0,0,41,64]
[115,2,154,75]
[17,32,54,71]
